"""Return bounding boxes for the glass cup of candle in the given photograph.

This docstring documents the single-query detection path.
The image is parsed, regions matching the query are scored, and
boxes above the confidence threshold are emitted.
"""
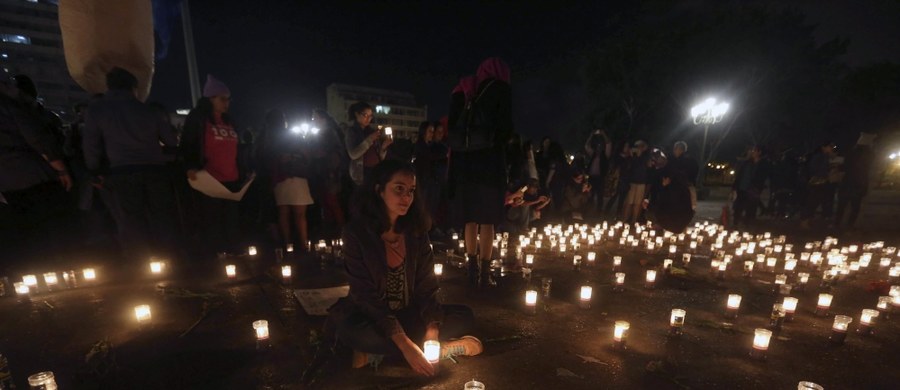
[14,281,29,297]
[716,261,727,280]
[769,303,786,330]
[857,308,878,335]
[225,264,237,279]
[465,380,486,390]
[253,319,270,349]
[613,320,630,350]
[27,371,57,390]
[248,246,258,256]
[286,243,295,253]
[682,253,691,266]
[82,268,97,282]
[795,272,810,291]
[281,265,292,283]
[750,328,773,360]
[782,297,799,321]
[525,289,538,314]
[797,381,824,390]
[525,254,535,268]
[613,256,622,271]
[23,274,38,290]
[829,315,852,345]
[663,259,673,272]
[743,261,754,278]
[433,263,443,279]
[572,255,582,271]
[816,293,833,316]
[876,296,892,319]
[725,294,742,319]
[613,272,626,292]
[134,304,151,325]
[669,308,686,336]
[579,285,592,309]
[645,269,657,289]
[42,272,58,291]
[423,340,441,364]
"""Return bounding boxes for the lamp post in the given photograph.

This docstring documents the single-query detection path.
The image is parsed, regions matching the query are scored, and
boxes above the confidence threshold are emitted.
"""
[690,97,730,192]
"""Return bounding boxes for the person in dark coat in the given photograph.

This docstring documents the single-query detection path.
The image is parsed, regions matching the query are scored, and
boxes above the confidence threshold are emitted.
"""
[584,129,610,214]
[834,134,875,229]
[668,141,699,210]
[329,160,480,376]
[647,168,694,233]
[731,145,770,228]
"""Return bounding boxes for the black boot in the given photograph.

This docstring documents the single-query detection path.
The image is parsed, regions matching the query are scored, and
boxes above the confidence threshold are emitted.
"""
[480,260,497,288]
[466,254,480,288]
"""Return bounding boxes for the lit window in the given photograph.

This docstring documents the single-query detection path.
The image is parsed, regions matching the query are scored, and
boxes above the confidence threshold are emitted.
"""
[0,34,31,45]
[375,105,391,115]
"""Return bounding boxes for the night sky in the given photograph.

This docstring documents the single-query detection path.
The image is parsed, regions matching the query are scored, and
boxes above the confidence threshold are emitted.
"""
[148,0,900,142]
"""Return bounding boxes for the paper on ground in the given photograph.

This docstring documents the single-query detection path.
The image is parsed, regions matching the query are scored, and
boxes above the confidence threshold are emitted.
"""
[188,170,255,201]
[293,286,350,316]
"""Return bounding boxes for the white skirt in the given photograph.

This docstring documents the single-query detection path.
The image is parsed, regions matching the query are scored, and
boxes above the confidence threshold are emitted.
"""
[274,177,314,206]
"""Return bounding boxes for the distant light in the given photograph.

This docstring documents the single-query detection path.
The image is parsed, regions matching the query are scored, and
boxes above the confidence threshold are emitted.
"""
[290,126,301,134]
[729,170,735,175]
[311,127,320,135]
[300,123,310,133]
[890,153,897,160]
[1,53,7,58]
[176,109,190,115]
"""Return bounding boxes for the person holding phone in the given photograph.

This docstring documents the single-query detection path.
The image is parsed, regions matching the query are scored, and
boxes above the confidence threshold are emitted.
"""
[345,101,392,187]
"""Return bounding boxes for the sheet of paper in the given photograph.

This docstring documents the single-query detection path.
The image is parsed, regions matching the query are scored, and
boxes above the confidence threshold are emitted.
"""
[187,170,255,201]
[293,286,350,316]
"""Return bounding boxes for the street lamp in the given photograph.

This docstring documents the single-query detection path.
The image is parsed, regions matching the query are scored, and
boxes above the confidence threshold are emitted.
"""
[691,97,730,191]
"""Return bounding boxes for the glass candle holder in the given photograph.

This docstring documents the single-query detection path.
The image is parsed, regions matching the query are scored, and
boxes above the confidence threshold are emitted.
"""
[525,254,535,267]
[769,303,786,330]
[465,380,486,390]
[253,319,270,347]
[572,255,582,270]
[645,270,657,289]
[525,289,538,314]
[816,293,833,316]
[612,256,623,271]
[717,261,727,280]
[783,297,799,321]
[434,263,443,277]
[14,281,29,296]
[248,246,258,256]
[27,371,57,390]
[797,381,824,390]
[587,252,596,264]
[613,320,630,350]
[149,260,164,274]
[134,305,151,324]
[281,265,292,281]
[579,286,592,309]
[423,340,441,364]
[682,253,691,266]
[286,243,295,253]
[663,259,673,271]
[83,268,97,282]
[796,272,809,291]
[23,274,37,288]
[225,264,237,279]
[614,273,626,292]
[858,308,878,335]
[725,294,742,318]
[830,315,852,345]
[785,259,797,273]
[766,257,777,273]
[669,308,686,336]
[750,328,773,360]
[42,272,58,288]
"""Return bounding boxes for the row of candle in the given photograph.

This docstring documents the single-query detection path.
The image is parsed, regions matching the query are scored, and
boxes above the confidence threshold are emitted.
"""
[12,268,97,297]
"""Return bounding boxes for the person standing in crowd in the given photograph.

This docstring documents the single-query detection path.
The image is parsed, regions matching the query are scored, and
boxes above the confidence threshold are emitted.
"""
[544,141,569,217]
[622,140,650,224]
[13,75,65,151]
[584,129,610,215]
[834,134,875,229]
[522,140,539,181]
[268,110,315,251]
[345,102,391,187]
[448,58,513,288]
[181,74,249,257]
[731,145,770,228]
[430,118,451,234]
[668,141,699,211]
[0,77,71,266]
[604,141,632,218]
[799,141,837,229]
[535,136,552,187]
[313,108,345,158]
[767,150,800,219]
[81,67,179,263]
[413,121,440,233]
[329,160,481,376]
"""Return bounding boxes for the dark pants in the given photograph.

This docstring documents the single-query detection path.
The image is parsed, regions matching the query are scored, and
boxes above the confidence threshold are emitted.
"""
[336,304,475,355]
[802,184,830,221]
[105,170,179,262]
[835,187,865,228]
[196,188,242,256]
[0,180,69,269]
[733,190,760,227]
[588,174,605,212]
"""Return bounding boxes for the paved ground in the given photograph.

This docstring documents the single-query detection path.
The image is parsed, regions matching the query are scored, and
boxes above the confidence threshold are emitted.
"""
[1,188,899,389]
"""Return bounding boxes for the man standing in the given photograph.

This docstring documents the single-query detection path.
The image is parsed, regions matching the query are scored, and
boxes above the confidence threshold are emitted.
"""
[668,141,700,211]
[731,146,770,228]
[82,68,179,263]
[622,140,650,224]
[834,134,875,229]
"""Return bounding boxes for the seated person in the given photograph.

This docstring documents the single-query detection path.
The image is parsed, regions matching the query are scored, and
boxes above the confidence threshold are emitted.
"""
[505,179,550,233]
[329,160,481,377]
[560,171,591,221]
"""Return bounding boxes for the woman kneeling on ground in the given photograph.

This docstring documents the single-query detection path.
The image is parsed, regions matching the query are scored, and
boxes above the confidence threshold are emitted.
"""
[329,159,482,376]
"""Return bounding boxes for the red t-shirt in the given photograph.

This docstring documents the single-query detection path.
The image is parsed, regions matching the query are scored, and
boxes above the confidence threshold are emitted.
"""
[203,117,239,183]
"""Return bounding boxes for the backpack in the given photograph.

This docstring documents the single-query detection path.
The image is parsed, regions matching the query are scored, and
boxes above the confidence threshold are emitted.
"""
[448,80,496,152]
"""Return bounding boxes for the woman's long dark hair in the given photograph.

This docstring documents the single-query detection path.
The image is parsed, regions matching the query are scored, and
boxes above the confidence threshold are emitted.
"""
[353,160,431,236]
[186,97,233,127]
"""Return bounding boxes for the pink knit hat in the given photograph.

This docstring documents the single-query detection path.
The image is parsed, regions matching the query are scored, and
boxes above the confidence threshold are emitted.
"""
[202,74,230,97]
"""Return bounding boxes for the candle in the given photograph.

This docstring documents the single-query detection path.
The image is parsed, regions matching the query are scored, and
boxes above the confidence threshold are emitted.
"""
[716,261,727,280]
[669,308,686,336]
[149,261,164,274]
[458,240,465,252]
[525,254,534,266]
[725,294,742,318]
[858,309,878,335]
[769,303,786,330]
[451,233,459,241]
[248,246,258,256]
[783,297,799,321]
[579,286,593,309]
[43,272,58,286]
[816,293,833,316]
[281,265,292,280]
[134,305,151,324]
[560,243,567,253]
[682,253,691,265]
[525,289,538,314]
[614,272,625,292]
[796,272,810,291]
[434,263,443,277]
[27,371,57,390]
[798,381,824,390]
[645,270,657,289]
[876,296,890,313]
[286,243,294,252]
[663,259,673,270]
[572,255,582,270]
[830,315,852,345]
[613,320,630,350]
[465,380,486,390]
[225,264,237,279]
[766,257,777,272]
[784,259,797,273]
[774,274,787,293]
[743,261,754,277]
[253,319,270,340]
[83,268,96,281]
[22,274,37,288]
[587,252,596,263]
[14,281,29,296]
[751,328,773,359]
[891,285,900,297]
[421,340,441,365]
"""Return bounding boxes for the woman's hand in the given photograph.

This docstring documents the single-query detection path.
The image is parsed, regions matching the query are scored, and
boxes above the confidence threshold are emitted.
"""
[186,169,198,181]
[395,335,435,376]
[367,129,382,143]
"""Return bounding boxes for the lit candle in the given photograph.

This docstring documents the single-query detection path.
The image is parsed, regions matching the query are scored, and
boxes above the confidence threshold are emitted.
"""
[26,372,57,390]
[784,259,797,273]
[134,305,151,324]
[226,264,237,279]
[43,272,58,287]
[587,252,596,263]
[880,257,891,269]
[22,274,37,288]
[645,269,657,289]
[774,274,787,292]
[248,246,258,256]
[725,294,742,318]
[669,308,686,336]
[782,297,799,321]
[858,309,878,335]
[433,263,443,277]
[891,285,900,297]
[613,320,630,350]
[253,319,269,340]
[14,282,29,296]
[465,380,486,390]
[149,261,164,274]
[663,259,673,270]
[743,260,754,277]
[816,293,833,316]
[525,254,534,267]
[281,265,292,281]
[560,243,567,253]
[525,289,538,314]
[613,256,623,271]
[579,286,593,309]
[423,340,440,364]
[286,243,294,252]
[829,315,852,345]
[798,381,824,390]
[751,328,773,359]
[717,261,727,280]
[876,296,890,314]
[669,245,677,255]
[682,253,691,265]
[572,255,582,270]
[451,233,459,241]
[458,240,465,252]
[766,257,777,273]
[796,272,810,291]
[614,272,625,292]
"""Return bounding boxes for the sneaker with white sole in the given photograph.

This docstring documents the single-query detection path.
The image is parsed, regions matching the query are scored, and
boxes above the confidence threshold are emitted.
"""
[440,335,483,359]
